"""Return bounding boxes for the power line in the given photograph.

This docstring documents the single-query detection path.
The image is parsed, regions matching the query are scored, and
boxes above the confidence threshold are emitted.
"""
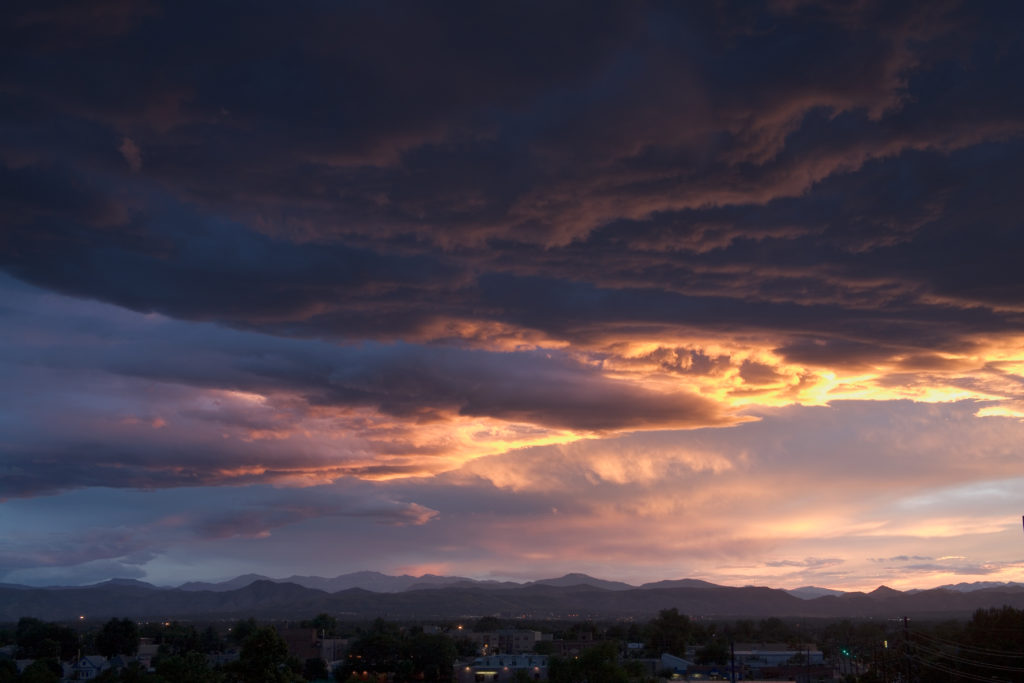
[911,640,1024,673]
[911,630,1024,659]
[908,653,1015,683]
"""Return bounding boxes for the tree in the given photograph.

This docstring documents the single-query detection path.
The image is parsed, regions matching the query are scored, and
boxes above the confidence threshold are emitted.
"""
[645,608,690,656]
[0,659,17,683]
[15,618,78,661]
[199,625,225,654]
[159,622,201,656]
[549,643,628,683]
[404,632,456,683]
[341,619,402,678]
[97,617,140,658]
[19,659,61,683]
[303,614,338,637]
[339,620,456,683]
[548,655,583,683]
[157,651,224,683]
[473,616,502,632]
[577,641,628,683]
[623,660,647,681]
[117,661,159,683]
[229,625,301,683]
[694,638,728,665]
[229,618,259,646]
[304,657,329,681]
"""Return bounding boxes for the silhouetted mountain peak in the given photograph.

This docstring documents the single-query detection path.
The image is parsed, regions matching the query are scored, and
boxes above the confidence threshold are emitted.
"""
[640,578,720,590]
[90,578,157,590]
[937,581,1024,592]
[6,572,1024,621]
[178,573,270,591]
[787,586,846,599]
[530,573,635,590]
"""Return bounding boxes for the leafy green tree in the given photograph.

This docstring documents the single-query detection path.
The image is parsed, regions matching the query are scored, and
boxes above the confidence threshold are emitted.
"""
[303,657,329,681]
[548,655,583,683]
[623,660,647,681]
[727,620,756,643]
[15,618,78,661]
[18,659,61,683]
[332,666,361,683]
[454,635,479,657]
[694,638,728,665]
[338,620,456,683]
[645,608,690,656]
[157,651,224,683]
[405,632,456,682]
[473,616,502,632]
[303,614,338,637]
[97,617,140,658]
[229,618,259,646]
[549,643,627,683]
[94,668,121,683]
[228,625,301,683]
[0,659,17,683]
[577,641,628,683]
[514,670,536,683]
[757,617,791,642]
[199,625,225,654]
[117,661,159,683]
[158,622,201,656]
[342,619,402,677]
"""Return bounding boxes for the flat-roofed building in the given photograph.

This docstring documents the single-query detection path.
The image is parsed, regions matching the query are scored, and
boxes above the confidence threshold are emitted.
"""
[457,654,548,683]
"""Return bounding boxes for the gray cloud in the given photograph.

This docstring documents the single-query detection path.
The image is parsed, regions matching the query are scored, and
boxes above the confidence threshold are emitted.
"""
[2,1,1024,591]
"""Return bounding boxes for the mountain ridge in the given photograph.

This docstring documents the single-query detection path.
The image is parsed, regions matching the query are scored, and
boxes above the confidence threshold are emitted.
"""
[10,572,1024,596]
[5,573,1024,622]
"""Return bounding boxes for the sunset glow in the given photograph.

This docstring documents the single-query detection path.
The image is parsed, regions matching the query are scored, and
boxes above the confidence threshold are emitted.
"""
[1,1,1023,594]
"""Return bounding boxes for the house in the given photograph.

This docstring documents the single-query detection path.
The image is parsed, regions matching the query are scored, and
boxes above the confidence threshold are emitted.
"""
[70,655,110,680]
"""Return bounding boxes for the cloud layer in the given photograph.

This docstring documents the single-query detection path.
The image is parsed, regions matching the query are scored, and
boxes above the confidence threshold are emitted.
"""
[1,0,1023,590]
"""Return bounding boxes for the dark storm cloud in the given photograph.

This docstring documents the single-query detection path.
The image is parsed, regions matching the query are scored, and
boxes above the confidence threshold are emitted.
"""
[192,499,437,541]
[2,0,1022,359]
[0,167,461,326]
[0,278,737,496]
[4,0,1024,591]
[26,311,729,432]
[0,527,154,571]
[0,484,436,579]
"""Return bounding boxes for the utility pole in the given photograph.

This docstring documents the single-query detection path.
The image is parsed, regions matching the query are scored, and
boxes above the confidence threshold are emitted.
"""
[730,641,736,683]
[882,638,888,683]
[903,616,911,683]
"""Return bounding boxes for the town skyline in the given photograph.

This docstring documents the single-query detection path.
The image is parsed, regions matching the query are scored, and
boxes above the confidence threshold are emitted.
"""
[2,2,1024,593]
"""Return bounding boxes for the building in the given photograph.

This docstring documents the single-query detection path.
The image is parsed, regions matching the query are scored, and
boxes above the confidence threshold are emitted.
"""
[465,630,543,654]
[68,655,110,680]
[665,643,827,681]
[457,654,548,683]
[732,643,824,670]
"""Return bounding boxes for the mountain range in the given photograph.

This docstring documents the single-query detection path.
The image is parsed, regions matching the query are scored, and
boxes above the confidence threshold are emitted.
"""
[3,573,1024,622]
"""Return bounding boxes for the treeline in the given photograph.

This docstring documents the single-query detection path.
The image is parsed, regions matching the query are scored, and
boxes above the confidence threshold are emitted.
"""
[335,619,455,683]
[3,606,1023,683]
[0,616,310,683]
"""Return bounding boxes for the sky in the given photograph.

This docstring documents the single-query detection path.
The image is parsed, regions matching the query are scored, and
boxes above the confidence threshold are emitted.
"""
[2,1,1024,593]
